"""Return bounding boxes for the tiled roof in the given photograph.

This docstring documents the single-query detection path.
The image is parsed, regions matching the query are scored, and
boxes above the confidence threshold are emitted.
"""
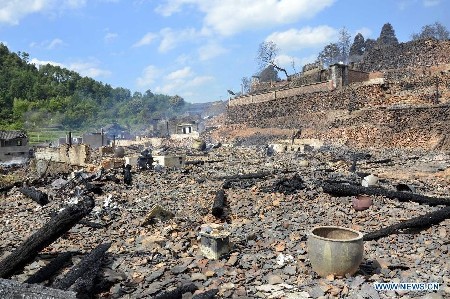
[0,131,27,140]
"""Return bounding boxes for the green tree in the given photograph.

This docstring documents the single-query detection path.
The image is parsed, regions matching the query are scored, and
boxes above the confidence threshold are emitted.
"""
[377,23,398,46]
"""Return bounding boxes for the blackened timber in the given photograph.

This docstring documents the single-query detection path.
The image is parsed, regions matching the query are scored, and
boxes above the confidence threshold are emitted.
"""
[19,187,49,206]
[0,278,77,299]
[24,252,73,284]
[212,189,226,218]
[52,242,111,290]
[153,283,198,299]
[69,256,103,298]
[216,171,271,181]
[321,182,450,206]
[363,206,450,241]
[0,196,94,279]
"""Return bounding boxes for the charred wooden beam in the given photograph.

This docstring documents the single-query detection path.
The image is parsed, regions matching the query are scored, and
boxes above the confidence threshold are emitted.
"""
[364,206,450,241]
[216,171,270,181]
[212,189,226,218]
[19,187,49,206]
[0,196,95,279]
[24,252,73,284]
[52,242,111,291]
[321,182,450,206]
[69,256,103,298]
[153,283,198,299]
[0,278,77,299]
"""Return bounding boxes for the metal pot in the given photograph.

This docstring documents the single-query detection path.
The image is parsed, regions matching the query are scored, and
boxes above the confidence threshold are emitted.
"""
[307,226,364,277]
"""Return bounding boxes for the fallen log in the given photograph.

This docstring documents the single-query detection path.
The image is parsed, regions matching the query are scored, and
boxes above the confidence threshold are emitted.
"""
[69,255,103,298]
[19,187,49,206]
[0,196,95,279]
[52,242,111,290]
[364,206,450,241]
[321,182,450,206]
[216,171,270,181]
[0,278,77,299]
[24,252,73,284]
[153,283,198,299]
[212,189,226,218]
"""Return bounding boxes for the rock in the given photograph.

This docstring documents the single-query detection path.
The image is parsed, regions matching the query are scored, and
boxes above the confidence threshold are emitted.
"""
[307,286,325,298]
[421,294,444,299]
[283,265,297,275]
[255,284,283,292]
[191,273,207,281]
[267,274,283,285]
[171,265,188,274]
[285,291,311,299]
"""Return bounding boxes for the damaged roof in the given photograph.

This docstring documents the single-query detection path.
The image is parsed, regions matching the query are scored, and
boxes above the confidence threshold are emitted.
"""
[0,130,27,140]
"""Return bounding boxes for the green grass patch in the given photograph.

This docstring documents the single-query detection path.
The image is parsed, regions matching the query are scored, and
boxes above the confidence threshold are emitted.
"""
[28,130,80,144]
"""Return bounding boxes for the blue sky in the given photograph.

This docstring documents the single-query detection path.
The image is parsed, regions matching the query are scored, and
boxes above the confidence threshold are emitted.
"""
[0,0,448,103]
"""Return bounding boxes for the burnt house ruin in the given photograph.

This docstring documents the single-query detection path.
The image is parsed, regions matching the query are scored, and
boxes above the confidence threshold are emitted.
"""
[0,131,29,162]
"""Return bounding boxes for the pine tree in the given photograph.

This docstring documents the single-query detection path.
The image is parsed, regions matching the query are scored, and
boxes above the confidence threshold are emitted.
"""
[378,23,399,46]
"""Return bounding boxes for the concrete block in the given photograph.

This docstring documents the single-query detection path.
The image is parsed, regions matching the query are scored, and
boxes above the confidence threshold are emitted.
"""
[199,224,230,260]
[125,155,140,168]
[152,155,185,168]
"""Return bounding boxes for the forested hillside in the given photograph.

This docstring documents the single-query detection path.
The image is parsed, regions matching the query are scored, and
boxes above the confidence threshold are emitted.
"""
[0,43,189,132]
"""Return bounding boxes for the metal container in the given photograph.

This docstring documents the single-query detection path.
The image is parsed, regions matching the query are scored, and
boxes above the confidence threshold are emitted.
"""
[307,226,364,277]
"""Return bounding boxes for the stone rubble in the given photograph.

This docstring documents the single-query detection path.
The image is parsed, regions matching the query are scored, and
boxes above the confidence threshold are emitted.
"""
[0,137,449,298]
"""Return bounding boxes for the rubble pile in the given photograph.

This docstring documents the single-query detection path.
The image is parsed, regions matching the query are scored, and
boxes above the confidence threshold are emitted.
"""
[0,142,449,298]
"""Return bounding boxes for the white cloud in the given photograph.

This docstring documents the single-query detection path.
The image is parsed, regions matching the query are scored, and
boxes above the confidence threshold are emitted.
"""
[166,66,192,80]
[266,26,338,51]
[30,57,111,78]
[47,38,65,49]
[158,27,200,52]
[133,32,157,47]
[423,0,440,6]
[0,0,87,25]
[104,32,118,43]
[68,60,111,78]
[140,65,214,99]
[198,42,227,60]
[30,38,65,49]
[136,65,160,87]
[275,53,318,74]
[30,57,64,68]
[155,0,335,36]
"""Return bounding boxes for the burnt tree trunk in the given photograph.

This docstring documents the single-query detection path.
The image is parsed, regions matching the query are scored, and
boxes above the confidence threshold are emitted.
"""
[24,252,73,284]
[69,256,103,298]
[322,182,450,206]
[0,196,95,279]
[52,242,111,291]
[212,189,226,218]
[364,206,450,241]
[19,187,49,206]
